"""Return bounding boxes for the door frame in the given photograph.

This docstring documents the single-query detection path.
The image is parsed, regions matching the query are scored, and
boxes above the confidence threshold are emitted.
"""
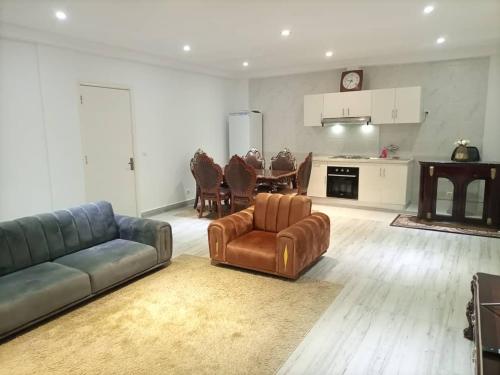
[77,82,140,216]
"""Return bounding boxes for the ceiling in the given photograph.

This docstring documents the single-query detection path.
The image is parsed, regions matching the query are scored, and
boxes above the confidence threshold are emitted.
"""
[1,0,499,78]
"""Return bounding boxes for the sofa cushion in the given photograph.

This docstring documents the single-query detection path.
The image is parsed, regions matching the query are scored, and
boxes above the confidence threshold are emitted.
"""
[54,239,158,293]
[253,193,311,233]
[0,262,91,336]
[0,201,118,277]
[226,231,277,272]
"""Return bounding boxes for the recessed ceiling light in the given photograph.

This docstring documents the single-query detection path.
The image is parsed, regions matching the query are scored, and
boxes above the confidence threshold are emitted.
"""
[423,5,434,14]
[281,29,291,37]
[55,10,67,20]
[242,61,249,67]
[183,45,191,52]
[325,51,334,58]
[436,36,446,44]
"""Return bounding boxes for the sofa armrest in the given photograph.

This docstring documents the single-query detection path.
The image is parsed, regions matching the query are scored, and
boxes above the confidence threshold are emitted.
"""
[276,212,330,279]
[207,207,254,262]
[115,215,172,263]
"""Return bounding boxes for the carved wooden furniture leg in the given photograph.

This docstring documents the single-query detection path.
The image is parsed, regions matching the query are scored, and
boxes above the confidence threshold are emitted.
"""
[198,196,205,218]
[463,279,474,340]
[193,185,200,209]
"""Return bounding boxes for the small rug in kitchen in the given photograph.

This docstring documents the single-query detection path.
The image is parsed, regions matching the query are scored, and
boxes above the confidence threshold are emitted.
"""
[0,254,342,375]
[391,214,500,239]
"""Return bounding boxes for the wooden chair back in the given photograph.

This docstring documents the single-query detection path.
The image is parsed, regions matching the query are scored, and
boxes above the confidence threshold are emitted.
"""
[296,152,313,195]
[224,155,257,198]
[271,148,296,171]
[193,153,223,196]
[243,148,265,169]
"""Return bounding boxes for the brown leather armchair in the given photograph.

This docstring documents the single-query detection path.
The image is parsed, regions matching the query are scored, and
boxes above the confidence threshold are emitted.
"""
[207,193,330,279]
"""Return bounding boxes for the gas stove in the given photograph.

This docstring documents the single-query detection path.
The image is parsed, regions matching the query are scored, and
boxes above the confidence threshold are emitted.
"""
[329,155,370,159]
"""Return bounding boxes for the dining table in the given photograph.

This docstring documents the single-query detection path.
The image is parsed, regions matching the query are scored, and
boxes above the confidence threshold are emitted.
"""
[253,168,297,192]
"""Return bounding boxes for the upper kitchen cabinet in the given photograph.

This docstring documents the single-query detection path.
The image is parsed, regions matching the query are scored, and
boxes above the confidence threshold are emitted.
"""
[371,86,422,124]
[323,92,344,118]
[323,91,371,118]
[304,94,324,127]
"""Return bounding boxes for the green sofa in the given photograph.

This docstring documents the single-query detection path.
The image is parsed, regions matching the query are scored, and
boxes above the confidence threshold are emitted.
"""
[0,201,172,339]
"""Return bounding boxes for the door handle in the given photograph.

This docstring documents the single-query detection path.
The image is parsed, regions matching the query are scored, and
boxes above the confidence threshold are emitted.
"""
[342,108,345,116]
[128,157,135,171]
[347,107,350,116]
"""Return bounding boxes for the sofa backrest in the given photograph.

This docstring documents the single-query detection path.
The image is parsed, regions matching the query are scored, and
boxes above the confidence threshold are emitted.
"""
[0,201,118,276]
[253,193,311,233]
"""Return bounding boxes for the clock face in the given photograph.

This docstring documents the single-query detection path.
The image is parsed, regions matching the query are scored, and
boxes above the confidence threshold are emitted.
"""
[342,72,361,90]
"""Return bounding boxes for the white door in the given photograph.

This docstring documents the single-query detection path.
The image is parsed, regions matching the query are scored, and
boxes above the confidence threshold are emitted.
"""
[308,162,327,197]
[323,92,345,118]
[371,89,395,124]
[304,94,324,127]
[79,85,138,216]
[395,86,422,123]
[345,91,372,117]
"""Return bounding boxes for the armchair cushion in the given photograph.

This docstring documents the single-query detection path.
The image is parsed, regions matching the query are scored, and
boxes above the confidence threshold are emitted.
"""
[253,193,311,233]
[226,231,276,272]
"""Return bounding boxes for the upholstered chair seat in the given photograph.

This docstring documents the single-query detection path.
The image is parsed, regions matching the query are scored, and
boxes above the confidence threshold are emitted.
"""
[207,193,330,279]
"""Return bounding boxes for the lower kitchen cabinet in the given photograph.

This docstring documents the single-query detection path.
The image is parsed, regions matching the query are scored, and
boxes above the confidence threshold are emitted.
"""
[308,161,327,197]
[359,164,411,206]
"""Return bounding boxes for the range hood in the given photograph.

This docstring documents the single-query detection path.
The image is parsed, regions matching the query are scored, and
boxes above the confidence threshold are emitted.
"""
[322,116,371,126]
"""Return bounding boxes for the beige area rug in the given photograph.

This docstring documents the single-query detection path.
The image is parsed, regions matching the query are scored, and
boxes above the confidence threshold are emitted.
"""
[0,255,341,375]
[391,214,500,239]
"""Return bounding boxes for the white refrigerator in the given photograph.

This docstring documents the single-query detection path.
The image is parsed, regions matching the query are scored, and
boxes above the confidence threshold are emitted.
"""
[228,111,263,157]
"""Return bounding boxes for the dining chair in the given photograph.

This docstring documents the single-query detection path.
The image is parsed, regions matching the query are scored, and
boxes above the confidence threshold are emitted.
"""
[279,152,313,196]
[193,153,230,218]
[190,148,207,210]
[224,155,257,213]
[270,148,297,189]
[270,148,296,171]
[243,148,265,169]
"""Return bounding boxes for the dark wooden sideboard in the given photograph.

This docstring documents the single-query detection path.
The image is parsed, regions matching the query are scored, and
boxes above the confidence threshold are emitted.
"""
[418,161,500,228]
[464,273,500,375]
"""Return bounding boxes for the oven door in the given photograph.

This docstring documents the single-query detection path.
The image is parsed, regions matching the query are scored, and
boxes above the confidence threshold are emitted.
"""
[327,169,359,199]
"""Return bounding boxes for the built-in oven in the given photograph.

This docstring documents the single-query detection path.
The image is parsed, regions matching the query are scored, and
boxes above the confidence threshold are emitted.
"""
[327,166,359,199]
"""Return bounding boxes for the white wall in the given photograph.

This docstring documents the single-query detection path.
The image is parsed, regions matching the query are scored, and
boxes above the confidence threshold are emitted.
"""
[0,38,247,220]
[0,40,53,219]
[483,54,500,161]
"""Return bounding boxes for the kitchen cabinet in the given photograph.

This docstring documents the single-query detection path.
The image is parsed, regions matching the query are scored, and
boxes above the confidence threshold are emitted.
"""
[308,161,327,197]
[323,91,371,118]
[359,164,411,206]
[323,92,344,118]
[371,86,422,124]
[304,94,324,127]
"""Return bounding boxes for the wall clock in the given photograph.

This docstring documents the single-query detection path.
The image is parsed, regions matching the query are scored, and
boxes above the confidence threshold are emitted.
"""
[340,70,363,92]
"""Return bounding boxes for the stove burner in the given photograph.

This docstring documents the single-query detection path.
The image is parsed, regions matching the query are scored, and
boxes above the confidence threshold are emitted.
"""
[330,155,369,159]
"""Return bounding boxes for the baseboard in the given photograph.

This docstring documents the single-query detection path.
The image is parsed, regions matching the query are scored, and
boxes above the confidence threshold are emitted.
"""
[141,199,195,218]
[310,197,411,213]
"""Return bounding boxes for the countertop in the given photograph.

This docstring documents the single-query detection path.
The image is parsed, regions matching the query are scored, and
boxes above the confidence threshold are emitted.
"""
[313,155,414,164]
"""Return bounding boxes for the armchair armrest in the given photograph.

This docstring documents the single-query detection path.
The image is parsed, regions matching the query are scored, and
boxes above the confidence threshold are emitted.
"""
[276,212,330,279]
[115,215,172,263]
[207,207,254,262]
